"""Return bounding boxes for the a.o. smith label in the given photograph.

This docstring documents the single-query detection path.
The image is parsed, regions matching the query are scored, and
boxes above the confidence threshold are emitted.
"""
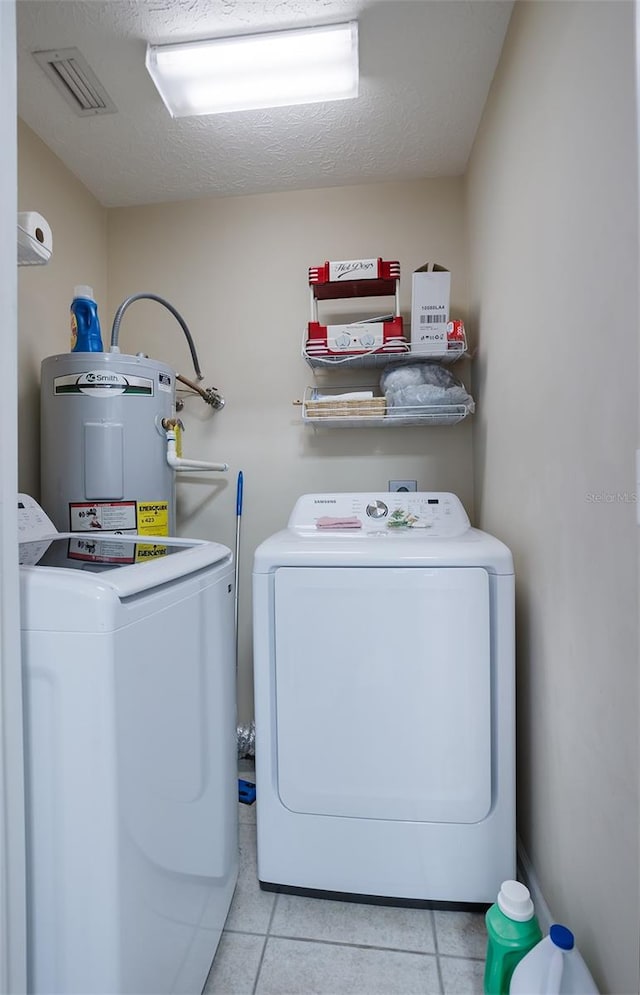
[53,371,154,397]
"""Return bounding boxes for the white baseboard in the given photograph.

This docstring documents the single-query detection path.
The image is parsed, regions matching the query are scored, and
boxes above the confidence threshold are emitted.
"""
[517,837,553,934]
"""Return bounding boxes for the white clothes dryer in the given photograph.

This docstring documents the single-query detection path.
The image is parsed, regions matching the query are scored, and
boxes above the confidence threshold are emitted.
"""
[252,492,515,905]
[18,496,238,994]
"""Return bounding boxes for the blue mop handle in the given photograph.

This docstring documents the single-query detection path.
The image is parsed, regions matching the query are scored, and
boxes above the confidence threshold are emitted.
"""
[234,472,243,667]
[236,470,244,516]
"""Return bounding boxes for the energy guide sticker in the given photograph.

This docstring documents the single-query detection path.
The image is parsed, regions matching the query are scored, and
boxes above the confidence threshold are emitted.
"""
[135,502,169,536]
[69,500,169,535]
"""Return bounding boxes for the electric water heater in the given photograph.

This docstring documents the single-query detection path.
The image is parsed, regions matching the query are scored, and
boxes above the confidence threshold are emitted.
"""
[40,293,227,537]
[41,352,178,535]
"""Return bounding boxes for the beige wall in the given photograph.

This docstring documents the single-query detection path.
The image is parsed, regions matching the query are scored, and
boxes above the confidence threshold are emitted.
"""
[466,3,639,992]
[17,119,108,498]
[107,180,473,721]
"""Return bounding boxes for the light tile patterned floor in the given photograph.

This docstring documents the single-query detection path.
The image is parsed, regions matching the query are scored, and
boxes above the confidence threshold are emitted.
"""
[202,782,487,995]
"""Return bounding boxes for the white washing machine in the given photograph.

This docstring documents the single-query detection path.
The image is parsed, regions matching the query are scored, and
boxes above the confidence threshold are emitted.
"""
[18,496,238,994]
[252,492,515,905]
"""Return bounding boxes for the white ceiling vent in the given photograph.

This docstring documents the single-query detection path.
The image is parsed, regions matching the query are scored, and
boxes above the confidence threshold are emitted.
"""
[32,48,117,116]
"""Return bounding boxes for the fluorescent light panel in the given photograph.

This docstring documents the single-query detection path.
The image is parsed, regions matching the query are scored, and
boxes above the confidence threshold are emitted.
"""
[145,22,358,117]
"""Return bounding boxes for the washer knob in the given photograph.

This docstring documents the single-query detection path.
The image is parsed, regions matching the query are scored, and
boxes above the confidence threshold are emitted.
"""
[366,500,388,519]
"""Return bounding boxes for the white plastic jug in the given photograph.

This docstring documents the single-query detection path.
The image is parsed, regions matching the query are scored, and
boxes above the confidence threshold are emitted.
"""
[509,924,599,994]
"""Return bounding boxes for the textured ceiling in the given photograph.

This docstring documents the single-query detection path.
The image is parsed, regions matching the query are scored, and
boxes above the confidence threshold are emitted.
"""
[16,0,513,208]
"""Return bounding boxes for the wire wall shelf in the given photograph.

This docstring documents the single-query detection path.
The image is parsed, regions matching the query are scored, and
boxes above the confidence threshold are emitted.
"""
[297,387,473,428]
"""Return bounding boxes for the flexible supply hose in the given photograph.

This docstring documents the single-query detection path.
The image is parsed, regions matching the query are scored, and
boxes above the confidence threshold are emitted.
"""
[237,721,255,760]
[109,293,204,381]
[176,373,225,410]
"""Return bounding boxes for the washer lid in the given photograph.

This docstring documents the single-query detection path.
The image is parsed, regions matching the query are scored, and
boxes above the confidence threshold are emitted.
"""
[19,533,232,597]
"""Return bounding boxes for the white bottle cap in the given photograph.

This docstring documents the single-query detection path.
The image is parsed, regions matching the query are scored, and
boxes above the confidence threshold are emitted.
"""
[497,880,535,921]
[73,285,94,300]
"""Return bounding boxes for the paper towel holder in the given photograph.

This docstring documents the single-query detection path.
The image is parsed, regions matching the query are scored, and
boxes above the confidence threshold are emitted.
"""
[17,211,53,266]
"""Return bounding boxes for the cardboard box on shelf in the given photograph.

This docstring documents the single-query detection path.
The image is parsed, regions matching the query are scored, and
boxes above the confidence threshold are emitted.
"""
[411,322,449,354]
[411,263,451,342]
[411,319,466,356]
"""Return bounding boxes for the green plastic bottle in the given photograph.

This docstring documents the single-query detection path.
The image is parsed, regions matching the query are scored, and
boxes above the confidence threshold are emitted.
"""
[483,880,543,995]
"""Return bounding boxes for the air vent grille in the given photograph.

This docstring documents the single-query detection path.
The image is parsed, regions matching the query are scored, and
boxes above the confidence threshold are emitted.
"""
[32,48,117,116]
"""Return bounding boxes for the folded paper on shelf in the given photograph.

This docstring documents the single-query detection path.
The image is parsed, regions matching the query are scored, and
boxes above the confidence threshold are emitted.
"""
[313,391,374,402]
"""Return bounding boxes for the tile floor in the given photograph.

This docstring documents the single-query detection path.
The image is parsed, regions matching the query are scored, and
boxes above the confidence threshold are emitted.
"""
[202,772,487,995]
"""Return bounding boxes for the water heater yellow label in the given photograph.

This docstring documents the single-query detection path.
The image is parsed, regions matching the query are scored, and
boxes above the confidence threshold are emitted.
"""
[134,543,168,562]
[136,501,169,536]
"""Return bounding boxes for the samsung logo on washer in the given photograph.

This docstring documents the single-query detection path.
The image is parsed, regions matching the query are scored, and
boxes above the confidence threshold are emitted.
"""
[314,499,337,504]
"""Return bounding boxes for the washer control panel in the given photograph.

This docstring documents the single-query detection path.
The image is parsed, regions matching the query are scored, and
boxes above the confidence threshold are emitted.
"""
[289,492,471,537]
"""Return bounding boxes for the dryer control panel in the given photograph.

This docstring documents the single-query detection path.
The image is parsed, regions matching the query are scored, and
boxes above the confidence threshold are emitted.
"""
[289,492,471,537]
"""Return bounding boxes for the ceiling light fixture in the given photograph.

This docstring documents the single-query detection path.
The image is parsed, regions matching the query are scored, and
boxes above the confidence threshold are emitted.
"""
[145,21,359,118]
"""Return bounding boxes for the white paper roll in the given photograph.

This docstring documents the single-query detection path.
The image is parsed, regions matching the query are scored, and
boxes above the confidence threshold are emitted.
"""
[17,211,52,266]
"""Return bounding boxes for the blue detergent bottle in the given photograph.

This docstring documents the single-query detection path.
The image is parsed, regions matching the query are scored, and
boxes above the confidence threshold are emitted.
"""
[70,285,103,352]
